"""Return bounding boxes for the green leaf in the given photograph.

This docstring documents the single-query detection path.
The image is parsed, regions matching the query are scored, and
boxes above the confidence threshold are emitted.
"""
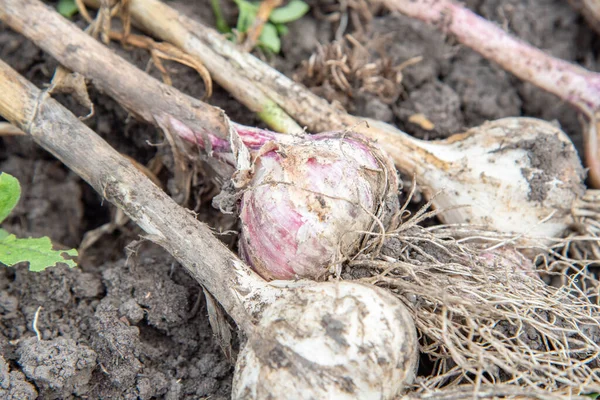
[57,0,79,18]
[210,0,232,33]
[234,0,259,33]
[0,233,78,272]
[269,0,309,24]
[274,23,289,36]
[0,172,20,224]
[258,23,281,53]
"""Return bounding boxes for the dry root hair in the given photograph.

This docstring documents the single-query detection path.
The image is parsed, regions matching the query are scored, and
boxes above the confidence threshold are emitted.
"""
[294,34,419,108]
[340,191,600,399]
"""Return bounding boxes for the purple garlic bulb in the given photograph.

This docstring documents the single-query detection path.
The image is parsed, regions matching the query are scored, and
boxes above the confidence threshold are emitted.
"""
[237,132,399,280]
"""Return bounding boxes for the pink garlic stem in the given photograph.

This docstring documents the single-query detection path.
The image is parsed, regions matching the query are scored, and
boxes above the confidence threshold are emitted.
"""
[172,118,296,157]
[175,121,370,157]
[383,0,600,187]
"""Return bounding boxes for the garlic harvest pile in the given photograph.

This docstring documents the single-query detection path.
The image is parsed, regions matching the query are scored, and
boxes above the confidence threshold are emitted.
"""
[0,45,419,400]
[234,131,399,280]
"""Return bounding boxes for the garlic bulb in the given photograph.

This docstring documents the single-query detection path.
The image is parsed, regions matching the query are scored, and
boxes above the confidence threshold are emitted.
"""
[405,118,585,241]
[232,280,418,399]
[237,132,399,280]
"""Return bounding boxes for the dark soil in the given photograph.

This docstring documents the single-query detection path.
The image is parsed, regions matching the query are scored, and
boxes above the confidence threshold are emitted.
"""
[0,0,598,398]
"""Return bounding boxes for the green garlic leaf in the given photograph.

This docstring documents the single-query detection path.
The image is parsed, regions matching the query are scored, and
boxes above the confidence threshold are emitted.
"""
[0,232,78,272]
[57,0,79,18]
[0,172,20,224]
[269,0,309,24]
[259,23,281,53]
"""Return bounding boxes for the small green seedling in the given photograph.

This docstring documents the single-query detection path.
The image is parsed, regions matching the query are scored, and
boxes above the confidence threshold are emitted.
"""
[211,0,309,53]
[0,172,77,272]
[57,0,79,18]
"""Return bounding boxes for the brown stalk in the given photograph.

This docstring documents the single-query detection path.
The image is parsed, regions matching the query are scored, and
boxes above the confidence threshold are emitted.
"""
[108,30,213,98]
[0,122,25,136]
[0,57,258,330]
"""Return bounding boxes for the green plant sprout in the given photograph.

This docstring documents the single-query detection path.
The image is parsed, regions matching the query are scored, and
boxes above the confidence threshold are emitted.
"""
[211,0,309,53]
[0,172,77,272]
[57,0,79,18]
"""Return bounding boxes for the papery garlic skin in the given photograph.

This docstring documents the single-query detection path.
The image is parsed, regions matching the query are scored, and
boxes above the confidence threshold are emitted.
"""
[232,281,418,400]
[415,118,585,241]
[239,133,399,280]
